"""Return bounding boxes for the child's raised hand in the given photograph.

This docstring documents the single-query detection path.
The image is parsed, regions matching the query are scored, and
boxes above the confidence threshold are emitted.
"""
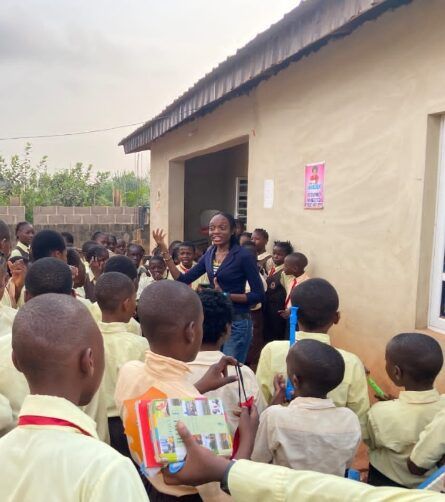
[194,356,238,394]
[271,374,287,405]
[152,229,168,252]
[7,259,26,288]
[162,421,230,487]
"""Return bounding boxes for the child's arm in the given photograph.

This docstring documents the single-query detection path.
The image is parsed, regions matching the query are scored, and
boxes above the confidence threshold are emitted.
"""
[345,359,370,435]
[250,410,275,464]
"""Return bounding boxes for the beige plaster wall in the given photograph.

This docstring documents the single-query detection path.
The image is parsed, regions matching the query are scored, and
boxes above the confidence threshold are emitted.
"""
[149,0,445,393]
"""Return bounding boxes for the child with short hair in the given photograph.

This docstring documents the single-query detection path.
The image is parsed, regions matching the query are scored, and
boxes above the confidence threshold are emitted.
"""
[263,241,294,342]
[10,221,34,260]
[30,229,67,262]
[95,272,149,454]
[256,278,370,433]
[187,289,265,434]
[0,258,109,442]
[0,294,147,501]
[116,238,127,255]
[365,332,445,488]
[136,255,169,300]
[252,339,361,475]
[92,230,109,247]
[0,220,11,259]
[84,245,109,302]
[177,241,209,290]
[239,231,252,246]
[251,228,271,272]
[279,252,309,318]
[61,231,74,246]
[115,280,238,501]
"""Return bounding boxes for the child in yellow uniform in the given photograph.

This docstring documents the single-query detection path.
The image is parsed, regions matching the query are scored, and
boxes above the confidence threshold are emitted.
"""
[0,294,147,501]
[256,278,369,434]
[176,241,209,290]
[252,339,361,475]
[95,272,149,454]
[115,280,238,501]
[187,289,265,434]
[0,258,109,442]
[365,332,445,488]
[0,257,16,337]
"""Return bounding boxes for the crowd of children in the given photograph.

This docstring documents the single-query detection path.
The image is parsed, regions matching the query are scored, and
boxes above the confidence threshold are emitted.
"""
[0,215,445,501]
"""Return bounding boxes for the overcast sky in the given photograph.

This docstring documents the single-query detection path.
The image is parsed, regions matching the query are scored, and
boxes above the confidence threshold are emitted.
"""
[0,0,298,175]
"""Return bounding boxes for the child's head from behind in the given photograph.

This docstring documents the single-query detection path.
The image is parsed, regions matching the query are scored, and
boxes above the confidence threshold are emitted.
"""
[104,255,138,283]
[96,272,136,322]
[272,241,294,267]
[148,256,166,281]
[138,281,203,362]
[31,230,67,262]
[198,289,233,349]
[284,252,308,277]
[24,257,73,301]
[385,333,443,390]
[287,339,345,398]
[86,244,109,265]
[239,232,252,246]
[178,242,196,268]
[12,294,104,406]
[291,278,339,333]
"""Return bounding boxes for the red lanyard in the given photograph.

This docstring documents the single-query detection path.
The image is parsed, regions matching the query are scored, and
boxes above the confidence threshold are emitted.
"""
[285,278,297,308]
[18,415,92,437]
[268,267,276,277]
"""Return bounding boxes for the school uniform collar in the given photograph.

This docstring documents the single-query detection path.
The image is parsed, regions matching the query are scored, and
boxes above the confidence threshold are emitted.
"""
[398,389,441,404]
[16,241,29,253]
[289,397,336,410]
[144,349,191,378]
[189,350,223,366]
[177,262,196,274]
[97,320,134,335]
[19,394,98,439]
[295,331,331,345]
[257,251,271,261]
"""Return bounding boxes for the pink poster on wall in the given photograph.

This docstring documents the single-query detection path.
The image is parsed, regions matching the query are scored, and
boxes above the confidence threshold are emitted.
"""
[304,162,325,209]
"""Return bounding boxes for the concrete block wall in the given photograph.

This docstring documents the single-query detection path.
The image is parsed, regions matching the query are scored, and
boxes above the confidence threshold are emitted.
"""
[0,206,26,225]
[33,206,142,226]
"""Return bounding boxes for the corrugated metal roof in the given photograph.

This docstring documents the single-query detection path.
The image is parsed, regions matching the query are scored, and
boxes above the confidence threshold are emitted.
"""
[120,0,412,153]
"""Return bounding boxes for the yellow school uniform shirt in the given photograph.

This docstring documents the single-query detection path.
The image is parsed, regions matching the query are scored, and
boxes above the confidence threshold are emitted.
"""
[98,321,149,418]
[365,389,445,488]
[9,241,29,259]
[115,350,229,501]
[187,350,265,434]
[0,303,16,337]
[256,333,370,433]
[177,262,209,291]
[0,289,13,308]
[0,394,13,431]
[0,394,147,502]
[280,272,309,308]
[251,397,361,476]
[77,296,142,336]
[227,460,444,502]
[410,406,445,470]
[0,333,109,442]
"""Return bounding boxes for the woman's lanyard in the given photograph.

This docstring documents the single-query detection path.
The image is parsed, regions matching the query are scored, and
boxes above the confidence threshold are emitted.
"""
[18,415,92,437]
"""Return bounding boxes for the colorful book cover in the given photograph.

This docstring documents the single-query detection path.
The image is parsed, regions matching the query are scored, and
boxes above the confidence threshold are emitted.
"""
[149,397,232,464]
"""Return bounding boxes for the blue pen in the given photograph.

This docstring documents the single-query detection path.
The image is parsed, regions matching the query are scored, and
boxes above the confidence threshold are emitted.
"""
[285,306,299,401]
[168,461,185,474]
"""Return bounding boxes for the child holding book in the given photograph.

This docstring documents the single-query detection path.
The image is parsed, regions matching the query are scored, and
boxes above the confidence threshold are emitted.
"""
[0,294,147,501]
[252,338,361,476]
[115,280,247,501]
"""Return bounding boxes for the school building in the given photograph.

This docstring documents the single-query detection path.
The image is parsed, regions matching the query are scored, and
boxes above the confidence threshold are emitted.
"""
[120,0,445,392]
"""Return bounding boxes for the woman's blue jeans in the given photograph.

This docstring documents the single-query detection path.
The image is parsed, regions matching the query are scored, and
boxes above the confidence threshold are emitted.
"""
[222,315,253,364]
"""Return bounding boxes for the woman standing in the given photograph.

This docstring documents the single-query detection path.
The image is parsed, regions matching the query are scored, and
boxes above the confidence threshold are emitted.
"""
[153,212,264,363]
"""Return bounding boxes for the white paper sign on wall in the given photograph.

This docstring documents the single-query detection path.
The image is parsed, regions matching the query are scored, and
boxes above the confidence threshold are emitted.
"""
[264,179,274,209]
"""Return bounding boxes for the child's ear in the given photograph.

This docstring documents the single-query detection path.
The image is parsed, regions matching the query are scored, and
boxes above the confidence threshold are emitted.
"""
[291,374,300,389]
[333,312,340,325]
[79,347,94,377]
[393,364,403,382]
[184,321,195,343]
[122,298,131,312]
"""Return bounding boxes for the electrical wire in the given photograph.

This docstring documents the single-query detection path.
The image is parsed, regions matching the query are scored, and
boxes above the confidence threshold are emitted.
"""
[0,121,145,141]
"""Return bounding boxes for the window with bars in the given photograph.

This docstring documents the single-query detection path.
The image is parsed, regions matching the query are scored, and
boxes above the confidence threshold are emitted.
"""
[234,177,248,224]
